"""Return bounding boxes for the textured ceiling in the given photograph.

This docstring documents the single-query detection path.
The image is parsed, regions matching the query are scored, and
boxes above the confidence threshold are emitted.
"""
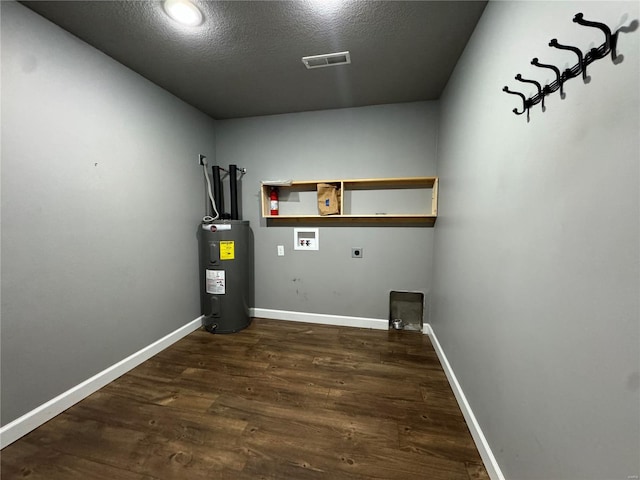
[22,1,487,120]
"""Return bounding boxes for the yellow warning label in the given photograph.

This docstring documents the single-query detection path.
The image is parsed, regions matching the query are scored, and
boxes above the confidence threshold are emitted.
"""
[220,241,235,260]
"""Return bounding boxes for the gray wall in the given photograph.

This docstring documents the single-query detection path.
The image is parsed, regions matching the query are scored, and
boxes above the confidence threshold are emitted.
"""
[215,102,438,319]
[1,3,216,425]
[431,1,639,479]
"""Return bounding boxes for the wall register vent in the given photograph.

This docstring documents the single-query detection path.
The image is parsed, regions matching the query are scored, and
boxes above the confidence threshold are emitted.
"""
[302,51,351,69]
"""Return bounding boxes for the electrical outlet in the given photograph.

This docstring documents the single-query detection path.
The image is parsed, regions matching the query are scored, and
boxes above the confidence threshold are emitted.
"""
[277,245,285,256]
[198,154,207,166]
[352,247,363,258]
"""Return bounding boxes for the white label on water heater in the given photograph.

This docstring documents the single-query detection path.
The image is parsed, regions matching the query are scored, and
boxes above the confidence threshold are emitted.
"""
[206,270,225,294]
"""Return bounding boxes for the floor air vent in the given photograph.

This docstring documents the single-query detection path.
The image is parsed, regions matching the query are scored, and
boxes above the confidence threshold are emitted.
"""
[302,51,351,69]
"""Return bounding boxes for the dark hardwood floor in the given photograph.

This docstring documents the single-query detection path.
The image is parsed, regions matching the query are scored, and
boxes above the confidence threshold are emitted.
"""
[1,318,489,479]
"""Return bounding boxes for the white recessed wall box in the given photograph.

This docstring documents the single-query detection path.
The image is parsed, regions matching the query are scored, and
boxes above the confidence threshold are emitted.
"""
[294,228,319,250]
[302,51,351,69]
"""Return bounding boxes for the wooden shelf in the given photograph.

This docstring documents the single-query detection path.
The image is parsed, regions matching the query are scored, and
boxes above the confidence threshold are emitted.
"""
[261,176,438,226]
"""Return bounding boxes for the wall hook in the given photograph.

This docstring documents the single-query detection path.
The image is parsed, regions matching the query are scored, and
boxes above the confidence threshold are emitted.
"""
[549,39,586,80]
[504,13,623,119]
[502,86,528,115]
[531,57,564,97]
[573,13,616,60]
[515,74,545,110]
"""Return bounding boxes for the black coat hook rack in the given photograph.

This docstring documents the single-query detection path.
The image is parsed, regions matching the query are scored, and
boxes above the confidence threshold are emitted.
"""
[503,12,619,117]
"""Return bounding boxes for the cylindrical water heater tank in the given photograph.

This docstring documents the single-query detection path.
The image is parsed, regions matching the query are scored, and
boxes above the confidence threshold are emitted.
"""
[198,220,252,333]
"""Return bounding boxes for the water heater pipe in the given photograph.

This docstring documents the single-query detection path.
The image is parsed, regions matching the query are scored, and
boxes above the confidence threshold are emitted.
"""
[212,165,224,216]
[229,164,239,220]
[200,155,219,223]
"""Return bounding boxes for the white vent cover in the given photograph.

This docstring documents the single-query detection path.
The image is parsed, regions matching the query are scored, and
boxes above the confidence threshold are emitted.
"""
[302,51,351,69]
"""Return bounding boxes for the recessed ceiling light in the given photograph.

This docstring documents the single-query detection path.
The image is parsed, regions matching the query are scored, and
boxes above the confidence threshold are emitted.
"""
[307,0,343,15]
[163,0,203,27]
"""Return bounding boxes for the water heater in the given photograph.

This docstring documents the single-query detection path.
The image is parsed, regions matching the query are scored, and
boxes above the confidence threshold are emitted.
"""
[197,159,251,334]
[198,221,251,333]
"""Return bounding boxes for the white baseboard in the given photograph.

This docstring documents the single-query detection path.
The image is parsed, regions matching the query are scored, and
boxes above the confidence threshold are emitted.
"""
[0,316,204,449]
[252,310,503,478]
[1,310,502,480]
[424,324,505,480]
[251,307,388,330]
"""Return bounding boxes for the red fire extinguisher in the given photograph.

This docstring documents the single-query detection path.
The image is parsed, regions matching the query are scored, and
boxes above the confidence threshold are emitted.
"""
[269,187,279,216]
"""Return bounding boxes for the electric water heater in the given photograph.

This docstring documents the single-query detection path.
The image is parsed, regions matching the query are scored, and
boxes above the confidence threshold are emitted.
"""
[198,221,251,333]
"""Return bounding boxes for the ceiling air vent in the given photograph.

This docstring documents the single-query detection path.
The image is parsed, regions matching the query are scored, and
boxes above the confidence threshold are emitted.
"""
[302,51,351,69]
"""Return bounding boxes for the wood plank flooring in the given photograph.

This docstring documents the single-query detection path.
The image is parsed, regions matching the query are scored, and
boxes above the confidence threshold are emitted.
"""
[1,318,489,479]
